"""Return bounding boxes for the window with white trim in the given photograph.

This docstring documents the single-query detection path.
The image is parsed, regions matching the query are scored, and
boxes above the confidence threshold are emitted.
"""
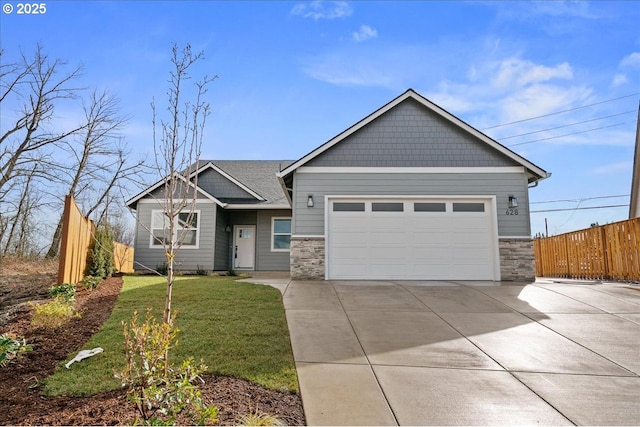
[271,217,291,251]
[150,210,200,248]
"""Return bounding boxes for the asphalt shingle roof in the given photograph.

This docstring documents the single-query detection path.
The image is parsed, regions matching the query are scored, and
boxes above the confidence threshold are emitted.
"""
[203,160,294,206]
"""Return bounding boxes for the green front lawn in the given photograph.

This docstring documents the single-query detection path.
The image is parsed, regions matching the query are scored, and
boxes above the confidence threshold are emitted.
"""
[44,275,298,396]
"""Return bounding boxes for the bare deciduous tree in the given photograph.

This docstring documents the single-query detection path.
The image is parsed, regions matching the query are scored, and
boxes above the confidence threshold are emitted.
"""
[45,90,134,258]
[0,45,86,196]
[150,43,215,324]
[1,45,147,260]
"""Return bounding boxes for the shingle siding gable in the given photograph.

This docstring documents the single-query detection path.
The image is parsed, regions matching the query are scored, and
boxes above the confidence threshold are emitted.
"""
[307,99,518,168]
[196,167,257,200]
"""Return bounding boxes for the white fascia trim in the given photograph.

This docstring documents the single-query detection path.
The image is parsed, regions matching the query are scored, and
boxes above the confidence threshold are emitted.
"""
[277,90,549,181]
[126,173,227,208]
[224,204,291,210]
[296,166,525,174]
[192,162,265,201]
[136,198,218,205]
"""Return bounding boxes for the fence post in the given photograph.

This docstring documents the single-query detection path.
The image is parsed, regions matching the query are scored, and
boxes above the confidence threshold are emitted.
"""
[57,195,73,284]
[600,226,610,280]
[563,233,570,278]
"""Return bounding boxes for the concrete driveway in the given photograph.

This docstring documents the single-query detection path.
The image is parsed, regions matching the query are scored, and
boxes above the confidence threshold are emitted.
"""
[279,278,640,426]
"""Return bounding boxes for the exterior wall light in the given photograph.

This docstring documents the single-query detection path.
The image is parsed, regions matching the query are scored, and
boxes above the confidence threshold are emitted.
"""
[508,195,518,208]
[307,195,314,208]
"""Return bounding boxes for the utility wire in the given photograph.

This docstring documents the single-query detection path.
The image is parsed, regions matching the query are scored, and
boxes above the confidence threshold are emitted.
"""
[499,110,636,140]
[481,92,640,130]
[530,194,629,205]
[531,204,629,213]
[507,120,636,147]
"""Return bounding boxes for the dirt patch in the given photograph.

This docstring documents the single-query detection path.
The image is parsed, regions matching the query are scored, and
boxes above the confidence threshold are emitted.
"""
[0,272,305,425]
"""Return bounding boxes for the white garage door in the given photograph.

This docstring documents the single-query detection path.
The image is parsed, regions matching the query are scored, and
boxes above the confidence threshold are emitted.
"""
[327,197,498,280]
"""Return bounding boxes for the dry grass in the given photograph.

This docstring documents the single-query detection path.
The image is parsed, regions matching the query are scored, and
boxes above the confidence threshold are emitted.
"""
[0,256,59,276]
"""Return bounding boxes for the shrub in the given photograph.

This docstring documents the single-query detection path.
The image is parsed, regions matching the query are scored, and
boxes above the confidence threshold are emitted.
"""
[114,310,218,425]
[49,283,76,302]
[30,297,80,329]
[195,265,208,276]
[226,268,237,277]
[0,333,32,367]
[156,262,168,276]
[87,222,115,279]
[80,275,102,290]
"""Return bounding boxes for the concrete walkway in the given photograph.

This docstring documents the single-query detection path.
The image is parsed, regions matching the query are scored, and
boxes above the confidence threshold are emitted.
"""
[244,273,640,425]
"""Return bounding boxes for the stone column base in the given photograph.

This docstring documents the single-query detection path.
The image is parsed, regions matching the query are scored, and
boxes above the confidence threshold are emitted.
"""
[499,238,535,282]
[290,236,325,280]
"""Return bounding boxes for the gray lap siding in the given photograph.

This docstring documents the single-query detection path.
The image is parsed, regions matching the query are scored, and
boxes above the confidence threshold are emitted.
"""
[133,200,217,271]
[223,210,291,271]
[133,204,291,272]
[292,171,530,237]
[256,210,291,271]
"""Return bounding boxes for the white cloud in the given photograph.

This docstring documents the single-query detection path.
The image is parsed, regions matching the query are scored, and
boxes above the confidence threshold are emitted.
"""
[591,161,633,175]
[611,73,629,87]
[302,51,394,87]
[499,84,591,123]
[425,91,474,113]
[529,1,598,19]
[291,1,352,20]
[352,25,377,42]
[492,58,573,88]
[620,52,640,69]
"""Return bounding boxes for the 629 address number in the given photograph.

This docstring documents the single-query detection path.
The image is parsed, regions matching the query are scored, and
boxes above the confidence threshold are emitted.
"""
[17,3,46,13]
[505,208,519,215]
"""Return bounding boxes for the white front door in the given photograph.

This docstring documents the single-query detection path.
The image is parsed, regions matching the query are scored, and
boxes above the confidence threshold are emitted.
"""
[234,225,256,269]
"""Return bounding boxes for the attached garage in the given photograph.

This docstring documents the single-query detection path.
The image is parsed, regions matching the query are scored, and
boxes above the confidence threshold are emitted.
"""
[326,197,500,280]
[279,89,550,282]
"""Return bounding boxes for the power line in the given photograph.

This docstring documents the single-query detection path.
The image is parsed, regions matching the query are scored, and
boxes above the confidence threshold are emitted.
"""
[499,110,636,141]
[531,204,628,213]
[481,92,640,130]
[531,194,629,205]
[507,120,636,147]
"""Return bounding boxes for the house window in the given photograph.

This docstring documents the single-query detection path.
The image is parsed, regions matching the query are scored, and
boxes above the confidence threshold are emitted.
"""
[150,210,200,248]
[272,217,291,252]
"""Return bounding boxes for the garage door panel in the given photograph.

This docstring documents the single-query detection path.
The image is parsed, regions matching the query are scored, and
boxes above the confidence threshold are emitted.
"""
[328,198,497,280]
[410,232,454,242]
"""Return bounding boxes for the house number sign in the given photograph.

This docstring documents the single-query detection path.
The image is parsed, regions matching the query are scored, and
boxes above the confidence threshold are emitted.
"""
[505,208,519,215]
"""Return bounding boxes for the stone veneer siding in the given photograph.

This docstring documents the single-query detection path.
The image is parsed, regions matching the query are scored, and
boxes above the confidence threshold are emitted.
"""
[499,238,536,282]
[290,236,535,282]
[290,236,325,279]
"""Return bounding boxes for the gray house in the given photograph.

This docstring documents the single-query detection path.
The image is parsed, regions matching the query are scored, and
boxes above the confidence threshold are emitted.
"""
[126,89,549,282]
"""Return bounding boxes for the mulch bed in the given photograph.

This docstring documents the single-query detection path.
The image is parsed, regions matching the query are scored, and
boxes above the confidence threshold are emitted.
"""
[0,276,305,425]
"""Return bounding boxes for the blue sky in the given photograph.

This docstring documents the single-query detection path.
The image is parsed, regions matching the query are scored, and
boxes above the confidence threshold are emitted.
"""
[2,0,639,236]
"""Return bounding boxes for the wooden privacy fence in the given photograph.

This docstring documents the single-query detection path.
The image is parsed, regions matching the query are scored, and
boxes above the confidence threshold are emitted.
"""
[57,195,134,284]
[534,217,640,281]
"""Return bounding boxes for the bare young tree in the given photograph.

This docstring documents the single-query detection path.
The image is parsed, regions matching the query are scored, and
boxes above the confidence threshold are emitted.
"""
[151,43,215,324]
